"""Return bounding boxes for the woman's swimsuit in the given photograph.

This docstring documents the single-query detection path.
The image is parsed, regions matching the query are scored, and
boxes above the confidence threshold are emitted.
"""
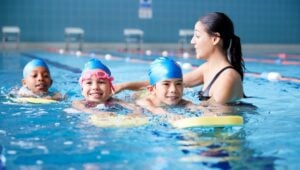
[198,66,235,101]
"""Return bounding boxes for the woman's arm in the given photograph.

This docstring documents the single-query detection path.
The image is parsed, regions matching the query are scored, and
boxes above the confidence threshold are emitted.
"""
[183,64,205,88]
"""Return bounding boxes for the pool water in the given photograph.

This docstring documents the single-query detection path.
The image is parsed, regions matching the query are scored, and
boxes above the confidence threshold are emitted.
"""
[0,50,300,169]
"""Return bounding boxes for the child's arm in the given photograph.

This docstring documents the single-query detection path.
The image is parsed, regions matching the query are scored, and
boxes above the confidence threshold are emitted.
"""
[184,99,219,116]
[200,101,235,116]
[45,92,65,101]
[136,98,183,120]
[183,99,233,116]
[72,100,116,116]
[113,81,149,94]
[136,98,167,115]
[113,99,144,117]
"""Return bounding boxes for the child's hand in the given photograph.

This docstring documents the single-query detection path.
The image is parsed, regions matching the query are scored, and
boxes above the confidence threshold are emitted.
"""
[159,112,184,121]
[43,93,63,101]
[94,111,117,117]
[128,112,145,118]
[51,93,65,101]
[166,114,185,121]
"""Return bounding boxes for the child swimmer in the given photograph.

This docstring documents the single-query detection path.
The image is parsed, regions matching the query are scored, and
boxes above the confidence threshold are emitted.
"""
[17,59,63,100]
[72,58,142,117]
[134,57,200,119]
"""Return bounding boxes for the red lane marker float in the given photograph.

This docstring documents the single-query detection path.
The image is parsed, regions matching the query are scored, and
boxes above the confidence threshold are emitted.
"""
[269,53,300,60]
[246,72,300,83]
[244,58,300,65]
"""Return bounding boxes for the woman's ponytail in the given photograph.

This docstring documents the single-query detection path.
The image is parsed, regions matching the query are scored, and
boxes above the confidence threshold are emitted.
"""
[229,35,244,80]
[199,12,245,80]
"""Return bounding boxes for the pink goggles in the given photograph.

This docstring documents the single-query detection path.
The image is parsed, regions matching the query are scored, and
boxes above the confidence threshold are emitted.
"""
[79,70,115,91]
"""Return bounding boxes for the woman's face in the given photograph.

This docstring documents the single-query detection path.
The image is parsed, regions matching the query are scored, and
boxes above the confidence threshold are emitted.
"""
[191,21,215,60]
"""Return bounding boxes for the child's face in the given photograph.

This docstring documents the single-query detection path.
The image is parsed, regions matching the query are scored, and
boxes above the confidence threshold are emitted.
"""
[81,76,112,103]
[153,78,183,105]
[22,67,52,94]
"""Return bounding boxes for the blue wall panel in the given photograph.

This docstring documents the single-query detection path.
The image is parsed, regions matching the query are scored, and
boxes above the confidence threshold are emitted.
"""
[0,0,299,43]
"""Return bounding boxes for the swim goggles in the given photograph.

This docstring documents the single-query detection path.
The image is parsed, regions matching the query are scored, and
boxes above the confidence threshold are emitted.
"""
[79,70,115,91]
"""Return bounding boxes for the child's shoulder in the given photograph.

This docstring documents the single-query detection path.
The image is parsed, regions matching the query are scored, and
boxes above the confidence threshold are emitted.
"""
[17,86,64,101]
[17,86,36,97]
[132,89,149,100]
[135,95,154,107]
[107,97,126,105]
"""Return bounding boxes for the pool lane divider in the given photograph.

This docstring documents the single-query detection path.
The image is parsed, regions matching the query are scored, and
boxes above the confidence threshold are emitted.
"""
[244,57,300,65]
[44,50,300,84]
[245,72,300,83]
[269,53,300,60]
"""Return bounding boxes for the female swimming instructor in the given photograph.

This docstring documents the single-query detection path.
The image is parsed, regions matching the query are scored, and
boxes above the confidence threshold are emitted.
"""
[114,12,245,105]
[184,12,245,104]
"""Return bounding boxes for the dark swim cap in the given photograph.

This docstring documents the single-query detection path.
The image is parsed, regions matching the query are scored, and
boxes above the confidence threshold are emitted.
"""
[23,59,49,78]
[149,57,182,85]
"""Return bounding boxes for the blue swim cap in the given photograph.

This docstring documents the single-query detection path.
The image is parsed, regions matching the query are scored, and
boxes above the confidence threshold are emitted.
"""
[82,58,111,75]
[23,59,49,78]
[149,57,182,85]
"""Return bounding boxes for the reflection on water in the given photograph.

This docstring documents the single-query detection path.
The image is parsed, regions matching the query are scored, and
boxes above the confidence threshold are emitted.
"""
[177,128,277,170]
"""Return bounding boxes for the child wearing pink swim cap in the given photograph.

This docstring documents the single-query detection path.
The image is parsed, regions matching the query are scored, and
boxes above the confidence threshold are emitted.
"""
[72,58,142,117]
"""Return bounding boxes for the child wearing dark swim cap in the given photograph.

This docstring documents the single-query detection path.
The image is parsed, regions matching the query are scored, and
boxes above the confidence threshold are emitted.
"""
[17,59,63,100]
[72,58,142,117]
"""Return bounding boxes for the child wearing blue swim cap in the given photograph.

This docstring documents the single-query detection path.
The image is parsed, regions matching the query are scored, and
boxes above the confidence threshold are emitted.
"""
[17,59,63,100]
[72,58,143,117]
[132,57,198,119]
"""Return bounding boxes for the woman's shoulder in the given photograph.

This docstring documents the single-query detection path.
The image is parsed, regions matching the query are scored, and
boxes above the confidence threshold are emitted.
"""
[212,68,243,103]
[220,67,242,83]
[213,68,242,91]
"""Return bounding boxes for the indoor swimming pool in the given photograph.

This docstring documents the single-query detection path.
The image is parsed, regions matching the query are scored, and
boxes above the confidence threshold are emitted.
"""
[0,50,300,169]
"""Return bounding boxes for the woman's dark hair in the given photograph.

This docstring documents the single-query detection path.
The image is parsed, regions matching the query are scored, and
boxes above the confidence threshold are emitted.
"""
[199,12,245,80]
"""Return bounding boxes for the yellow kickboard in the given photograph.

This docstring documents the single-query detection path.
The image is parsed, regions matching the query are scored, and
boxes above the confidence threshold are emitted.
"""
[171,116,244,128]
[13,97,57,104]
[90,115,149,128]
